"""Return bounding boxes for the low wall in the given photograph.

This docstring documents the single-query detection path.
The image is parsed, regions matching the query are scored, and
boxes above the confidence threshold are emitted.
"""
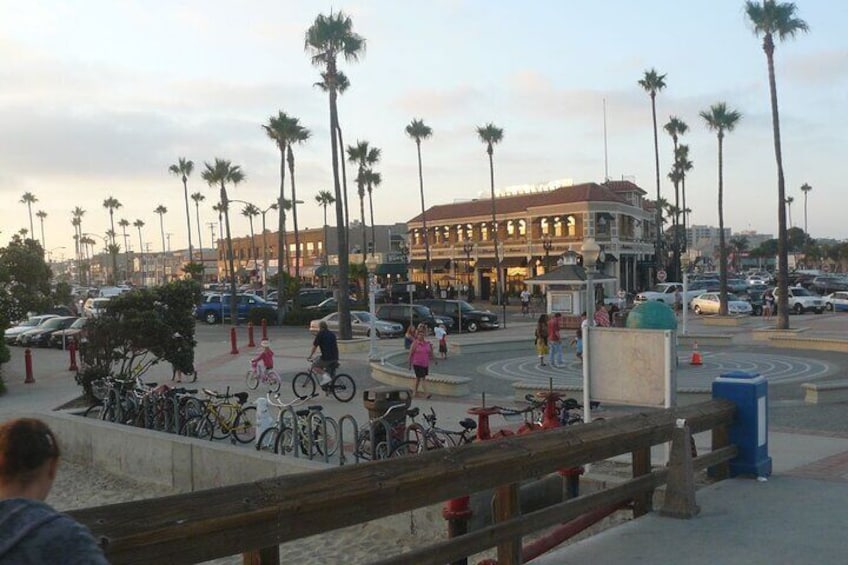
[700,315,750,327]
[337,338,371,354]
[768,336,848,353]
[370,360,471,397]
[678,334,733,347]
[751,327,807,342]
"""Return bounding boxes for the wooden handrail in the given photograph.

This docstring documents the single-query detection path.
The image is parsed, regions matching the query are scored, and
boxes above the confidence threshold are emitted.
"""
[69,399,735,564]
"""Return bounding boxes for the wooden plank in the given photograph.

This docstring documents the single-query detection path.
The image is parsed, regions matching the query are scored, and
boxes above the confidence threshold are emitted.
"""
[493,483,521,564]
[711,424,730,480]
[631,447,652,517]
[69,400,735,564]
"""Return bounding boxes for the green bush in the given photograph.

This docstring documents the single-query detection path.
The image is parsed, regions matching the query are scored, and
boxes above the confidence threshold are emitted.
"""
[248,306,277,325]
[284,308,317,327]
[75,365,110,404]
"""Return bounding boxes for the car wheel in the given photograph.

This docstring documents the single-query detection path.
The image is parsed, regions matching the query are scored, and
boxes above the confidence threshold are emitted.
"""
[204,311,220,324]
[693,305,702,315]
[375,330,382,338]
[793,303,804,315]
[466,321,479,333]
[826,303,834,312]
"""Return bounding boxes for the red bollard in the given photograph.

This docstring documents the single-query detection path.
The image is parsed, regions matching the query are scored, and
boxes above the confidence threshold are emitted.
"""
[230,327,239,355]
[24,348,35,383]
[68,340,79,372]
[261,318,268,341]
[247,322,255,348]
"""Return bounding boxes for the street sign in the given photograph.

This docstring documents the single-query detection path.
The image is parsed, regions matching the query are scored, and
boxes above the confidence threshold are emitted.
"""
[657,269,667,282]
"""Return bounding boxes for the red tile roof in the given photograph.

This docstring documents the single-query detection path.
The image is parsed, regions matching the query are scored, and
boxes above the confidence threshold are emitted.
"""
[603,180,647,196]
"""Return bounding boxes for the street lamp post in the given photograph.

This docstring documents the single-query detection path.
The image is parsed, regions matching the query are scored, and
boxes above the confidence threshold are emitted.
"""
[260,203,278,299]
[581,238,602,324]
[462,240,474,292]
[365,254,380,361]
[542,234,553,274]
[497,241,506,329]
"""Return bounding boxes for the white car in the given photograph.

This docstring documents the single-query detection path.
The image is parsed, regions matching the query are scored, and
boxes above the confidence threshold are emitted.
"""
[773,286,824,315]
[690,293,753,316]
[83,297,111,318]
[824,292,848,312]
[308,311,405,338]
[4,315,59,344]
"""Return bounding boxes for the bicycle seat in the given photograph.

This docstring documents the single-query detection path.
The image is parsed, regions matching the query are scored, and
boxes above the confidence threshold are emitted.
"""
[562,398,580,410]
[407,407,420,418]
[296,408,310,417]
[235,392,249,405]
[459,418,477,430]
[308,405,324,412]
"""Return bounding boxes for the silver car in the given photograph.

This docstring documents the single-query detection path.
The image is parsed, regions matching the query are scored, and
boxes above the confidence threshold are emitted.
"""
[690,293,753,316]
[309,311,404,338]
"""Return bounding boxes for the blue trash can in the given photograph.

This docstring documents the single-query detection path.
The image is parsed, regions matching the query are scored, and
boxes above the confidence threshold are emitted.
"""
[712,371,772,477]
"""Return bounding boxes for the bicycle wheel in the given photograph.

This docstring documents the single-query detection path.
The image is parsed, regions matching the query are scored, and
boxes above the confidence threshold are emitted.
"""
[353,429,372,461]
[310,415,339,457]
[405,424,431,451]
[389,440,420,457]
[330,373,356,403]
[245,369,259,390]
[276,412,296,454]
[256,426,279,452]
[292,372,316,400]
[181,416,213,440]
[268,371,282,394]
[233,406,257,444]
[209,406,230,440]
[374,441,390,460]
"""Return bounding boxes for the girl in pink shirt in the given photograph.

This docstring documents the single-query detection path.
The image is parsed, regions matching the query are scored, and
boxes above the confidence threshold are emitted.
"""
[408,326,435,398]
[251,340,274,377]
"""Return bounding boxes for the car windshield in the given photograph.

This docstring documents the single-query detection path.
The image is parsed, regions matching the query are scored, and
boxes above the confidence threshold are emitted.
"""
[353,312,373,322]
[792,288,812,296]
[455,301,475,313]
[20,319,39,327]
[42,318,64,329]
[70,318,86,329]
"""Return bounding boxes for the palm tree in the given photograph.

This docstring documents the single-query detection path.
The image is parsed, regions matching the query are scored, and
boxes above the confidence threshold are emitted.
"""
[277,197,294,275]
[35,210,47,249]
[745,0,809,330]
[305,10,366,340]
[675,144,694,249]
[169,157,195,261]
[785,196,794,228]
[154,205,168,285]
[316,71,352,230]
[701,102,742,316]
[347,140,381,262]
[72,207,86,285]
[263,111,295,307]
[315,190,336,276]
[242,203,260,272]
[118,218,130,282]
[20,192,37,239]
[799,183,812,235]
[133,219,145,285]
[730,236,750,272]
[201,159,245,324]
[191,192,206,265]
[477,123,505,309]
[363,168,382,257]
[103,196,122,285]
[638,69,667,275]
[405,118,433,289]
[664,116,688,280]
[286,119,310,281]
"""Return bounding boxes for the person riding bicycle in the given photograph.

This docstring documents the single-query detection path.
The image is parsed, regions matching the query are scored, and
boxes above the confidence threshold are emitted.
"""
[251,339,275,378]
[309,321,339,386]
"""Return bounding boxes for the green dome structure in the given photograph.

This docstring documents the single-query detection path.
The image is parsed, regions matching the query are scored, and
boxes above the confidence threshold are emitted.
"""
[626,300,678,330]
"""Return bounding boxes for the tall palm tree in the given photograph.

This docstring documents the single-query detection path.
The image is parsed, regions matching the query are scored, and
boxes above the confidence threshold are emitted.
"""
[405,118,433,289]
[212,202,226,282]
[278,197,294,275]
[286,119,310,281]
[675,144,694,249]
[785,196,794,228]
[103,196,122,285]
[169,157,195,261]
[363,169,382,257]
[133,219,145,285]
[191,192,206,265]
[118,218,130,282]
[201,158,245,324]
[263,111,295,307]
[664,116,688,280]
[347,140,380,262]
[154,205,168,285]
[638,68,667,276]
[316,71,352,230]
[72,207,86,285]
[305,10,366,340]
[799,182,812,235]
[315,190,336,276]
[745,0,809,330]
[20,192,37,239]
[477,123,505,309]
[701,102,742,316]
[35,210,47,249]
[242,203,260,272]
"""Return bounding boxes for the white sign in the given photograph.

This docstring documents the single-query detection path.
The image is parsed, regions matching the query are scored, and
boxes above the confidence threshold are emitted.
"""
[657,269,667,282]
[406,284,416,293]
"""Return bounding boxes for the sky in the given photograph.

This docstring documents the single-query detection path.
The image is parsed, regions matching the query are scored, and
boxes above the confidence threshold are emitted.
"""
[1,0,846,259]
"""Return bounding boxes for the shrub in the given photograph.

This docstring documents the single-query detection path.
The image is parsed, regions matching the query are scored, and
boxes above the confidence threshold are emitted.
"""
[248,306,277,325]
[75,365,110,403]
[284,308,316,327]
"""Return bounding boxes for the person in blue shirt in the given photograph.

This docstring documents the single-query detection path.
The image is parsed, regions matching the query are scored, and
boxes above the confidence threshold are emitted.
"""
[310,321,339,384]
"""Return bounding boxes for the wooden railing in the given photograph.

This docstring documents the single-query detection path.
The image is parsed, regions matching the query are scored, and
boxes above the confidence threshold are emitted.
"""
[69,399,736,564]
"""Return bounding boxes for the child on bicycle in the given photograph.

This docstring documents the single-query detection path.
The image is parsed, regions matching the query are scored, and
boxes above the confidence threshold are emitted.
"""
[251,339,275,378]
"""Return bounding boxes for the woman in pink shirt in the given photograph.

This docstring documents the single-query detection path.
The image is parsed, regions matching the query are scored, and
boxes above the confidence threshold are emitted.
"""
[408,326,435,399]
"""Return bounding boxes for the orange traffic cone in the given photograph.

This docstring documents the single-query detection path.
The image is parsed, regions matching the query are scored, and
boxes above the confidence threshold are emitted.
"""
[690,342,703,366]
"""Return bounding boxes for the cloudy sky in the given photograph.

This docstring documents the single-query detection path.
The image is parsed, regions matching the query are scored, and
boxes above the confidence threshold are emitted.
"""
[1,0,845,258]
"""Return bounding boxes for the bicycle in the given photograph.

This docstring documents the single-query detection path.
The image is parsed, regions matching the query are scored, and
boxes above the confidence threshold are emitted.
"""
[292,358,356,403]
[245,361,282,393]
[404,407,476,452]
[257,392,339,458]
[354,403,418,461]
[181,387,256,444]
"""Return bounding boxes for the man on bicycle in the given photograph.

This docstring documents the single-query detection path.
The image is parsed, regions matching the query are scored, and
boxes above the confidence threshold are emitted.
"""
[309,321,338,385]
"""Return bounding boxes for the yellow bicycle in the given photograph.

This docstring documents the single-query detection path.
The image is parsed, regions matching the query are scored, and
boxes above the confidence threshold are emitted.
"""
[180,387,256,444]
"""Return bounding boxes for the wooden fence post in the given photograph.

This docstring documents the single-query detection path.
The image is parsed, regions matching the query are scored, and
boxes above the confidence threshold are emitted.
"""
[631,447,652,517]
[493,483,521,564]
[660,419,700,518]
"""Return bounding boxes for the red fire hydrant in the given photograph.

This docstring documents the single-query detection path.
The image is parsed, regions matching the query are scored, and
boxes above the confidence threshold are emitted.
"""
[230,327,239,355]
[247,322,256,347]
[68,340,79,372]
[24,348,35,383]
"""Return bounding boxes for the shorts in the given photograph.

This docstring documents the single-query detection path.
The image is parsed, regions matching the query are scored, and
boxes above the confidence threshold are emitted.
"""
[439,340,447,354]
[413,365,429,379]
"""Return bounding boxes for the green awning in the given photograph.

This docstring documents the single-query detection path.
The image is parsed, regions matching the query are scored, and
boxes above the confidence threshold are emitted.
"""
[315,265,339,276]
[374,263,408,276]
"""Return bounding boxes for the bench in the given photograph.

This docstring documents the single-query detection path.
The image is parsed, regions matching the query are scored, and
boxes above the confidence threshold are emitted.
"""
[801,380,848,404]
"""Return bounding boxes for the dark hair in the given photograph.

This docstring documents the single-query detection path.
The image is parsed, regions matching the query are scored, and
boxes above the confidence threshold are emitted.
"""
[0,418,60,483]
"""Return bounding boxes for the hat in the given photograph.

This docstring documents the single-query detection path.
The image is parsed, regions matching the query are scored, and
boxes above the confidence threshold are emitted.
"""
[260,339,270,347]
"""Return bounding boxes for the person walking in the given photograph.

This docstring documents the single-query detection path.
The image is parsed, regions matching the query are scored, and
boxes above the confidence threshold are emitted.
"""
[534,314,549,366]
[408,326,435,399]
[403,324,416,350]
[434,323,448,360]
[570,328,583,362]
[547,312,564,367]
[0,418,109,564]
[763,290,775,321]
[520,287,531,316]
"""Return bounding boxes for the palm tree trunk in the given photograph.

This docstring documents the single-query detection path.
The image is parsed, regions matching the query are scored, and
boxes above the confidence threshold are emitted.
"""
[275,148,287,324]
[718,135,727,316]
[488,150,502,308]
[194,203,204,265]
[323,205,329,274]
[330,76,351,339]
[249,218,258,273]
[803,192,808,235]
[360,190,367,263]
[368,189,376,257]
[39,218,45,249]
[221,185,238,324]
[682,176,688,252]
[651,93,662,275]
[183,179,194,261]
[27,203,33,239]
[137,228,144,285]
[416,141,432,289]
[288,147,302,281]
[159,215,166,285]
[337,125,350,231]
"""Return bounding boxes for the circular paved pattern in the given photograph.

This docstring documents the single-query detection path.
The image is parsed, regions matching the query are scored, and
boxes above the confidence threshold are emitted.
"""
[482,349,838,391]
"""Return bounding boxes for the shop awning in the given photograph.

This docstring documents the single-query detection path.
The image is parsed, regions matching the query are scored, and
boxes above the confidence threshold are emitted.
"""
[374,263,408,276]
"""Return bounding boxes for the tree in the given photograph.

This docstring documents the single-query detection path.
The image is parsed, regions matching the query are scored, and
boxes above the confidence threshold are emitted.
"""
[201,158,245,324]
[363,168,382,256]
[405,118,434,290]
[664,116,688,280]
[701,102,742,316]
[71,207,85,285]
[19,192,37,240]
[242,203,260,273]
[638,68,667,276]
[745,0,809,330]
[477,123,505,307]
[785,196,794,228]
[35,210,47,249]
[729,236,750,271]
[316,71,352,231]
[102,196,122,285]
[263,111,295,317]
[133,219,145,284]
[675,144,694,249]
[154,205,168,285]
[305,10,366,340]
[169,157,195,262]
[286,119,310,281]
[800,182,812,236]
[315,190,336,276]
[347,140,380,263]
[118,218,130,282]
[0,235,52,322]
[191,192,206,266]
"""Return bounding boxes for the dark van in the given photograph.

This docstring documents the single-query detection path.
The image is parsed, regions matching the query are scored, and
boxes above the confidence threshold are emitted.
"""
[388,281,431,303]
[417,299,499,332]
[376,304,454,332]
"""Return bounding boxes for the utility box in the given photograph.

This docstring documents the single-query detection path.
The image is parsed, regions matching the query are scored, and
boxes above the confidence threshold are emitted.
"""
[712,371,772,477]
[363,387,412,423]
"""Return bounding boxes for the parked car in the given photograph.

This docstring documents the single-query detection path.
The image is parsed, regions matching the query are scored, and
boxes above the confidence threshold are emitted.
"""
[810,276,848,296]
[417,299,499,332]
[389,281,432,303]
[308,311,404,338]
[50,317,88,349]
[726,278,749,294]
[17,316,78,347]
[4,315,59,345]
[286,288,335,309]
[737,288,765,316]
[304,297,367,317]
[83,297,111,318]
[375,303,454,332]
[195,293,276,324]
[690,293,753,316]
[772,286,825,315]
[824,292,848,312]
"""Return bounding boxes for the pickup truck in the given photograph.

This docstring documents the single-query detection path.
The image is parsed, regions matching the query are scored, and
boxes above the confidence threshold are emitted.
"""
[195,293,276,324]
[634,280,719,307]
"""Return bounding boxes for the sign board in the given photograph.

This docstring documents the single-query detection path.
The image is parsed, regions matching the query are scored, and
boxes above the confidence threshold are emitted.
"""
[406,284,417,293]
[657,269,667,282]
